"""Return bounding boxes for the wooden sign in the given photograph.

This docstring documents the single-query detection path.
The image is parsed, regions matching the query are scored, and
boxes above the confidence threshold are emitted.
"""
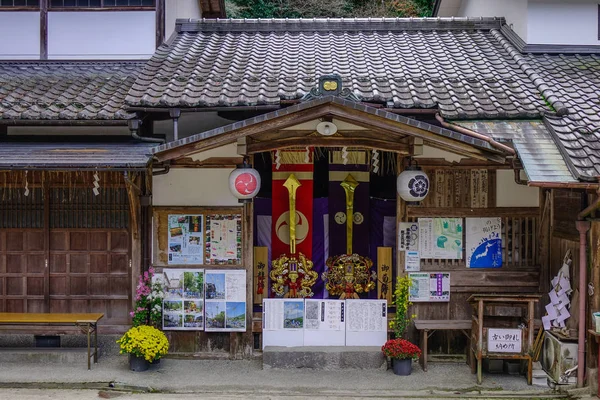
[253,247,268,306]
[377,247,393,303]
[487,328,522,353]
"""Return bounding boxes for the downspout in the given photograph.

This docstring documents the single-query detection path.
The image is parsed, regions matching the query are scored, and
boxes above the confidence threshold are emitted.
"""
[435,114,516,155]
[576,220,591,388]
[170,109,181,141]
[128,119,166,144]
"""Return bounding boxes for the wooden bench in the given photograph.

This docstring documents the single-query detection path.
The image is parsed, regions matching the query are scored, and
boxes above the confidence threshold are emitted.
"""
[0,313,103,370]
[414,319,471,372]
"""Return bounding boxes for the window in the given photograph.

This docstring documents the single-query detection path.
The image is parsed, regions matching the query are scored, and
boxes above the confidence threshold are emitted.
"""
[49,0,154,8]
[0,0,39,7]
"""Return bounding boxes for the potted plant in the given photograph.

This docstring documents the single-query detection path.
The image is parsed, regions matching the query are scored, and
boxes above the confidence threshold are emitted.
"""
[382,338,422,375]
[117,325,169,372]
[384,274,420,375]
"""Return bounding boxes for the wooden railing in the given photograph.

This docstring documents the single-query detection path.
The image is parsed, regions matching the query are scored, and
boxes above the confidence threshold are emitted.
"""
[407,207,540,269]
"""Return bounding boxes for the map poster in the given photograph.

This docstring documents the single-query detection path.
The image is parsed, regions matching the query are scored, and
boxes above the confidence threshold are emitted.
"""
[168,215,204,265]
[405,251,420,272]
[466,217,502,268]
[409,272,450,302]
[418,218,463,259]
[205,269,246,332]
[162,268,205,330]
[205,214,242,265]
[398,222,419,251]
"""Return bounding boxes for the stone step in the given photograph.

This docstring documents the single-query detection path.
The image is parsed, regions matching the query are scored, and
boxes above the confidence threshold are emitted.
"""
[0,348,96,364]
[262,346,386,370]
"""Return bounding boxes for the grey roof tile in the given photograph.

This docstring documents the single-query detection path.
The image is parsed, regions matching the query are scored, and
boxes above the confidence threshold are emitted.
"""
[0,61,143,121]
[125,18,551,120]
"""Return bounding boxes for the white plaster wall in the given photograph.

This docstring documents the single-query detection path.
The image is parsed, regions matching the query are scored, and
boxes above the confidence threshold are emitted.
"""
[436,0,463,17]
[153,168,240,206]
[496,170,539,207]
[165,0,202,41]
[0,12,39,59]
[48,11,155,59]
[457,0,528,41]
[528,0,600,45]
[416,146,464,163]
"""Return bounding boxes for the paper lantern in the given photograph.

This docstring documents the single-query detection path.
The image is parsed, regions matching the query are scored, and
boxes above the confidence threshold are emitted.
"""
[397,166,429,203]
[229,161,261,203]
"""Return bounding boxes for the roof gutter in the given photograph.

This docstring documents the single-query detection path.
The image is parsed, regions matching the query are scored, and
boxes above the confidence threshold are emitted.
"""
[434,114,516,155]
[0,119,128,126]
[528,181,599,189]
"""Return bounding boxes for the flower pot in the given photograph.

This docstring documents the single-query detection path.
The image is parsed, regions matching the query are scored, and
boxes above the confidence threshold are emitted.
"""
[129,354,150,372]
[392,358,412,376]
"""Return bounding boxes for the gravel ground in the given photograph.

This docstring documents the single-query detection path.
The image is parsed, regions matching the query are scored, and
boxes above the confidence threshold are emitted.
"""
[0,356,567,398]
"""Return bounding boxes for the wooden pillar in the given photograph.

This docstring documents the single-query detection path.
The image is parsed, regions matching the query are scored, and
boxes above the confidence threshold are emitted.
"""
[588,220,600,380]
[396,154,407,278]
[538,190,551,298]
[231,200,254,359]
[127,173,143,311]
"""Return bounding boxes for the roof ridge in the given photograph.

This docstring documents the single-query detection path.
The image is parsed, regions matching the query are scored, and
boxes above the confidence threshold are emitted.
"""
[175,17,505,33]
[491,28,569,117]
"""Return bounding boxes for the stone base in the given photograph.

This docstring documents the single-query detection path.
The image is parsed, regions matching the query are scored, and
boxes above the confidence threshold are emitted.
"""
[262,346,386,370]
[0,347,97,363]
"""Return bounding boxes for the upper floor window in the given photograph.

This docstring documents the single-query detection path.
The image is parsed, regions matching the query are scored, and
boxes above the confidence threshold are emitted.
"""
[0,0,39,7]
[49,0,154,7]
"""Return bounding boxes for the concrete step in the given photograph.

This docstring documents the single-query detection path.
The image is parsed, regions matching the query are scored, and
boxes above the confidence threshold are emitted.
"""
[0,348,97,363]
[262,346,386,370]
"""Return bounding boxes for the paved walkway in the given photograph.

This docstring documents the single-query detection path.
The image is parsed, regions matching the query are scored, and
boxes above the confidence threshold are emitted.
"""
[0,356,578,399]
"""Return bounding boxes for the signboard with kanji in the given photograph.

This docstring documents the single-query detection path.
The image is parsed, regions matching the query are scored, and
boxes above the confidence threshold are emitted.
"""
[487,328,522,353]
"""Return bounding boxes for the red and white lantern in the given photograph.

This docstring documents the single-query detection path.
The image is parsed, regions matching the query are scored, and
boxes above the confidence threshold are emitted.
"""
[229,160,261,203]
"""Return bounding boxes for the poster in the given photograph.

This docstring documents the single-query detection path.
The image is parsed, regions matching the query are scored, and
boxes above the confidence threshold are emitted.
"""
[168,215,204,265]
[205,214,242,264]
[418,218,463,259]
[398,222,419,251]
[205,269,246,332]
[466,217,502,268]
[409,272,450,302]
[405,251,420,272]
[345,300,386,332]
[263,299,305,330]
[162,269,205,330]
[304,300,344,331]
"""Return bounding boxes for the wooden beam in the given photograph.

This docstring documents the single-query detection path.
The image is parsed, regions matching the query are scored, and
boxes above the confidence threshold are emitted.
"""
[413,158,512,169]
[155,0,165,48]
[170,157,243,168]
[407,207,540,218]
[247,137,409,154]
[40,0,48,60]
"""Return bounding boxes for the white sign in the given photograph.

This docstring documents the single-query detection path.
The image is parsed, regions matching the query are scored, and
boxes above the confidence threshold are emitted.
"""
[488,328,522,353]
[405,251,420,272]
[345,299,387,347]
[305,300,344,331]
[409,272,450,302]
[204,269,246,332]
[418,218,463,259]
[466,217,502,268]
[262,299,305,348]
[167,215,204,265]
[398,222,419,251]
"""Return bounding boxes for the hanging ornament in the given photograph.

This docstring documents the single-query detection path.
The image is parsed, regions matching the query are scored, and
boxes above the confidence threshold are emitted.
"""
[228,157,261,203]
[372,150,380,174]
[92,171,100,196]
[274,150,282,170]
[397,160,429,204]
[23,170,29,197]
[341,146,348,165]
[304,146,310,163]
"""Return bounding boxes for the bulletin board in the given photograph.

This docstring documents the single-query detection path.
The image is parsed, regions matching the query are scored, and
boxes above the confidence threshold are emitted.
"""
[153,207,243,267]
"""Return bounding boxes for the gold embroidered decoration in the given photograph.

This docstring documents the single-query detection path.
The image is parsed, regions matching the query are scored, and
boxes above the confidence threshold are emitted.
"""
[270,174,318,298]
[323,174,376,299]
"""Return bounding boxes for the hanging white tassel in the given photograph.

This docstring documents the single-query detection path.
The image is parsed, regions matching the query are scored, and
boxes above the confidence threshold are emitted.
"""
[92,172,100,196]
[372,150,380,174]
[304,146,310,163]
[275,150,281,170]
[341,146,348,165]
[23,170,29,197]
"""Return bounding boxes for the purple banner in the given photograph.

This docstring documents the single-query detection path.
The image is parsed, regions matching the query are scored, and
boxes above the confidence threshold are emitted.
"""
[328,162,370,257]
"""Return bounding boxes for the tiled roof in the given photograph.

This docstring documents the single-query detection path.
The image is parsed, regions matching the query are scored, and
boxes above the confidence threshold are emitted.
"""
[524,54,600,180]
[454,120,577,183]
[125,17,551,119]
[0,142,156,169]
[0,61,143,121]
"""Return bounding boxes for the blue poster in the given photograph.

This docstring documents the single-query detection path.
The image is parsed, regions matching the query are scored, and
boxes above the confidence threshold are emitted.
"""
[466,218,502,268]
